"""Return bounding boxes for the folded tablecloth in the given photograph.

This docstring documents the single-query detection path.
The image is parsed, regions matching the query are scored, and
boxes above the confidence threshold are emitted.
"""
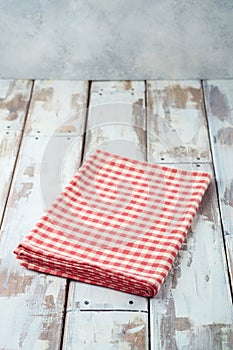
[14,149,211,297]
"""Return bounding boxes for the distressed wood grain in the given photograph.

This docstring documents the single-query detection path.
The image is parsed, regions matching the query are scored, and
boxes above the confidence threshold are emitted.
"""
[1,79,233,349]
[84,81,146,160]
[63,81,148,349]
[63,311,148,350]
[150,166,233,349]
[147,81,211,163]
[67,282,147,312]
[147,81,233,349]
[203,80,233,291]
[0,80,33,130]
[0,80,33,221]
[0,81,88,349]
[25,80,88,135]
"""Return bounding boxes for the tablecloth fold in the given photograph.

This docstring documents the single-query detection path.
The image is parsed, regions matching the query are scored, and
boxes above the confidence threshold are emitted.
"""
[14,150,211,297]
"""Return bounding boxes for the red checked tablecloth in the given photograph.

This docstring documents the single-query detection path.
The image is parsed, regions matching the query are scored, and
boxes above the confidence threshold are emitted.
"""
[14,150,211,297]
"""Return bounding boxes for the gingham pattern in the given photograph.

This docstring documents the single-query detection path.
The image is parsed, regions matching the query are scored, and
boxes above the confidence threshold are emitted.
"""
[14,150,211,297]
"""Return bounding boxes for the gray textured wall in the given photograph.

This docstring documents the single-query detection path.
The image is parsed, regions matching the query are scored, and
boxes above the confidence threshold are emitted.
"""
[0,0,233,79]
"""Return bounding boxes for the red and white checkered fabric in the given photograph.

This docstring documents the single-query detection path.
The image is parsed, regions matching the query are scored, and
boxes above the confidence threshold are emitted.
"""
[14,150,211,297]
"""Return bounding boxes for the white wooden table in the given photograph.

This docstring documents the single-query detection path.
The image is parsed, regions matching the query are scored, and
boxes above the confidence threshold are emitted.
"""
[0,80,232,349]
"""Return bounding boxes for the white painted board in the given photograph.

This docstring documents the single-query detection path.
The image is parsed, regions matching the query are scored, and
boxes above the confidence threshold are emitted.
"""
[147,81,211,163]
[0,80,88,350]
[64,81,148,350]
[203,80,233,291]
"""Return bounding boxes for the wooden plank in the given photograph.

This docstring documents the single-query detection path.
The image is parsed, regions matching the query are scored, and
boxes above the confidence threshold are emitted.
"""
[25,80,88,135]
[66,282,147,312]
[84,81,146,160]
[31,80,89,206]
[0,80,33,219]
[203,80,233,290]
[0,81,88,350]
[150,167,233,349]
[147,81,211,163]
[63,81,148,349]
[0,80,33,130]
[63,311,148,350]
[147,81,233,348]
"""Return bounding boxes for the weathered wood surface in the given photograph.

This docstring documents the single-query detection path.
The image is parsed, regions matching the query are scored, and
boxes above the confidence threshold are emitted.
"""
[147,81,211,163]
[0,81,88,349]
[0,80,33,219]
[147,81,233,349]
[84,81,146,160]
[0,79,232,349]
[150,166,233,349]
[203,80,233,292]
[0,80,32,130]
[64,311,148,350]
[63,81,149,350]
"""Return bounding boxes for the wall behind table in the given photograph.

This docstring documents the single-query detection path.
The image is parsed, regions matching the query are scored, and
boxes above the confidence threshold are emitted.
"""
[0,0,232,79]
